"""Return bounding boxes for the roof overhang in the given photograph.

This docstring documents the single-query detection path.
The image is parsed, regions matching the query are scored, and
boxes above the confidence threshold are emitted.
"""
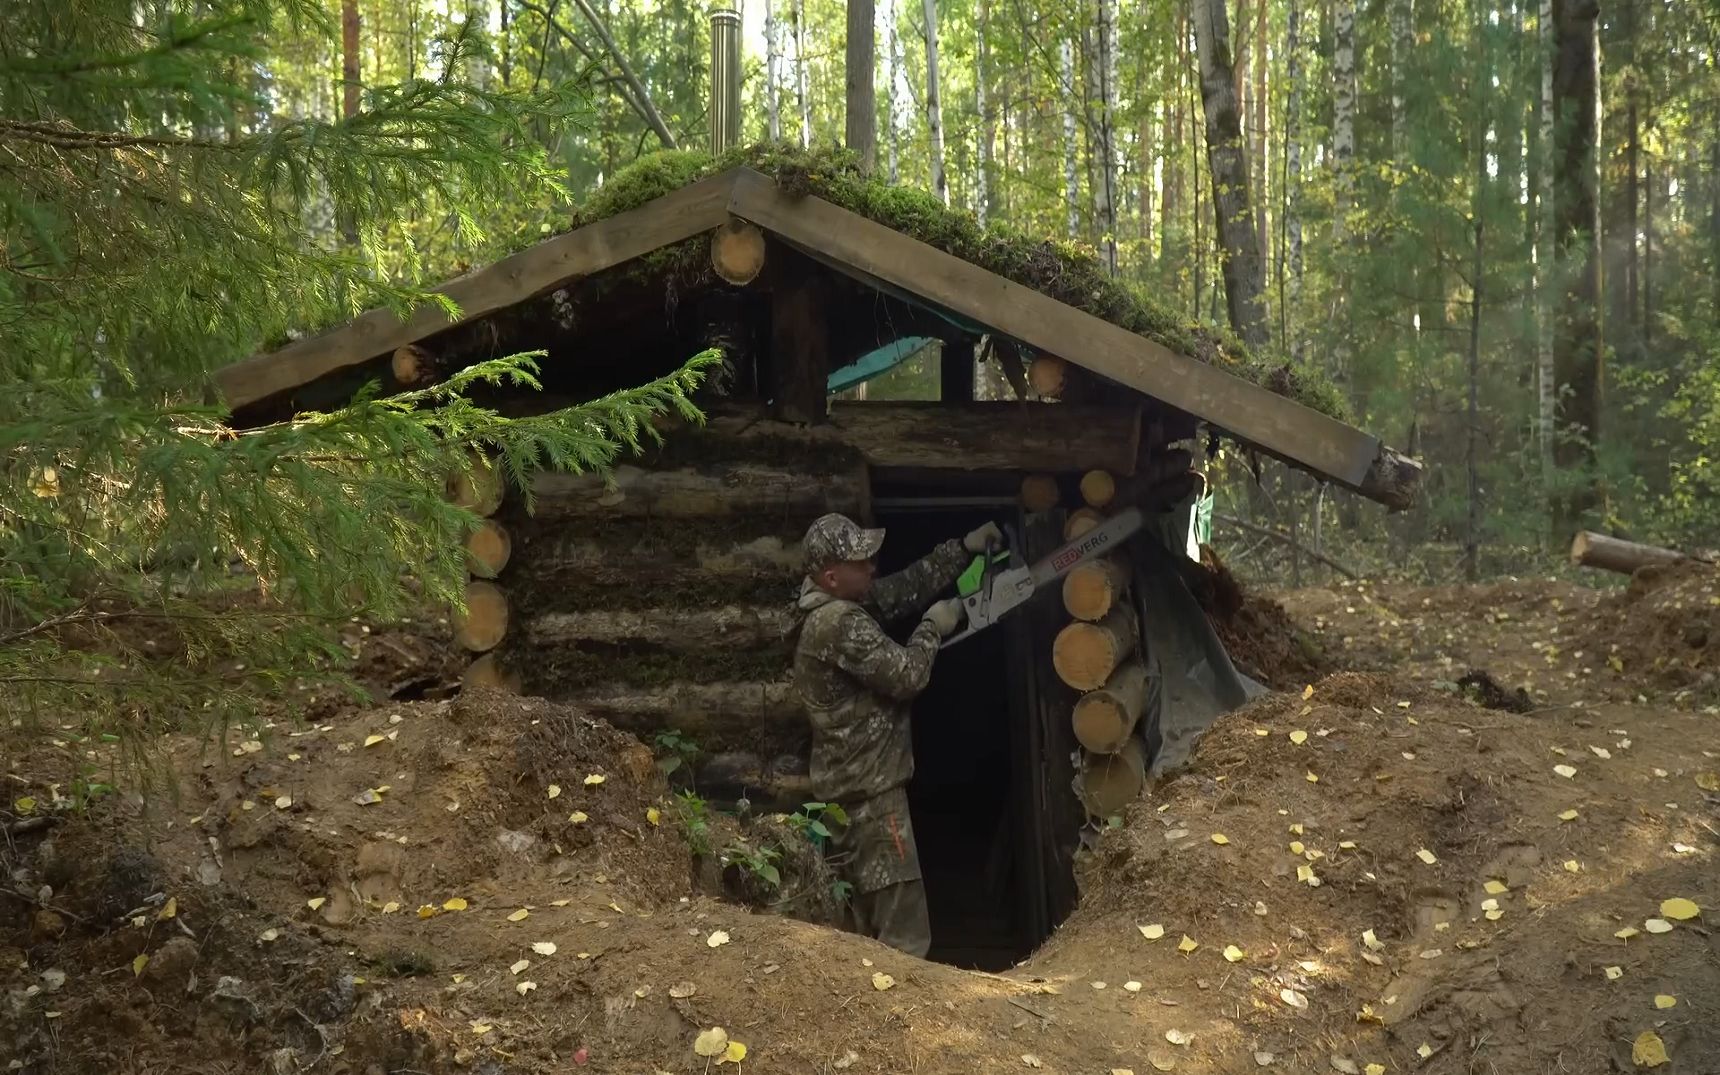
[214,167,1421,508]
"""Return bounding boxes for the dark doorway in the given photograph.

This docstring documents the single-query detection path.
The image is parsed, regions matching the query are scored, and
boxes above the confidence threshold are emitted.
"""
[871,496,1076,969]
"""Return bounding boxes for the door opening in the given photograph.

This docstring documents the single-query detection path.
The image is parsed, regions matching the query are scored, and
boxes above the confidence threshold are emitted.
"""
[871,497,1076,969]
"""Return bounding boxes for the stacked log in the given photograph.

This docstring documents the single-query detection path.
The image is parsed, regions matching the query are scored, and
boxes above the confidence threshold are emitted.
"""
[443,451,518,692]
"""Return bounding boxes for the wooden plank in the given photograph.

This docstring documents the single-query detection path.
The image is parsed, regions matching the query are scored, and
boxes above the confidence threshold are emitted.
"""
[827,401,1140,475]
[215,170,741,410]
[726,168,1383,490]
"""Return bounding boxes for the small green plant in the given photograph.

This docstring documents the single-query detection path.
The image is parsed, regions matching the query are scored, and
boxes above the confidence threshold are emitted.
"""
[721,840,782,889]
[784,801,849,842]
[673,789,712,857]
[653,730,701,777]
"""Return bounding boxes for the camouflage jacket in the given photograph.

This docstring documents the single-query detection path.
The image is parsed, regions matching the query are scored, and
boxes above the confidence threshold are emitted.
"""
[792,540,969,803]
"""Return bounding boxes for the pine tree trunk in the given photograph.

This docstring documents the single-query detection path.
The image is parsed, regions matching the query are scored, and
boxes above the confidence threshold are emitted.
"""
[766,0,783,141]
[1536,0,1555,492]
[1252,0,1269,263]
[795,0,812,147]
[846,0,877,172]
[1550,0,1603,538]
[342,0,361,120]
[1095,0,1120,273]
[1137,27,1154,252]
[1465,96,1485,583]
[1061,38,1080,236]
[974,0,992,225]
[922,0,948,204]
[1284,0,1305,360]
[1191,0,1270,349]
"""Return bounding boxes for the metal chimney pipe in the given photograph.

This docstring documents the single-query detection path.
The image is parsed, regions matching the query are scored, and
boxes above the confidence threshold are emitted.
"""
[709,9,742,154]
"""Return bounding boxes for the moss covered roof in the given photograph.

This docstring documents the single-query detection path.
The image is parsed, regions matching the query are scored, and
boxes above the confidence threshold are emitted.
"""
[571,144,1349,422]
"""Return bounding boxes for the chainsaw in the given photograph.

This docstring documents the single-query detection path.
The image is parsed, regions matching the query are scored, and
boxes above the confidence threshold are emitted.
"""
[940,507,1145,648]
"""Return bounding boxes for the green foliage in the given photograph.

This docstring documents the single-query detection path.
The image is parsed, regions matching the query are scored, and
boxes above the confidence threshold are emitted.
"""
[653,729,702,777]
[721,839,783,890]
[673,789,714,857]
[783,801,849,843]
[0,1,711,757]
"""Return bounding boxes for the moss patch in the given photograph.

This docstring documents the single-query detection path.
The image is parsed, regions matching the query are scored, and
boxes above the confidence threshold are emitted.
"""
[568,144,1349,422]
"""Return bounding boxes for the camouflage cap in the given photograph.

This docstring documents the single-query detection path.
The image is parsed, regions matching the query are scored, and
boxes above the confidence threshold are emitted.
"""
[803,513,886,573]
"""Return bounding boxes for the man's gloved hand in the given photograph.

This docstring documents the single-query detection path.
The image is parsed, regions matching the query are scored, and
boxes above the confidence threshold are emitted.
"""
[922,598,965,638]
[962,521,1004,554]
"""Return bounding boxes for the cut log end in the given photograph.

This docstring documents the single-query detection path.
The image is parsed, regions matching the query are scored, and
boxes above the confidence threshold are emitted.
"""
[1077,737,1146,818]
[392,344,434,388]
[1061,555,1130,622]
[447,451,505,516]
[1052,603,1140,691]
[1080,469,1116,509]
[454,580,509,652]
[1027,354,1068,399]
[1063,507,1103,542]
[1071,657,1150,754]
[462,652,522,693]
[465,519,512,579]
[1020,473,1061,513]
[710,220,767,285]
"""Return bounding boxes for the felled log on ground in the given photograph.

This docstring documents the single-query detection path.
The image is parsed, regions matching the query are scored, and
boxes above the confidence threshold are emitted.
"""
[1076,737,1146,818]
[1020,474,1061,513]
[565,681,804,750]
[525,605,795,650]
[1052,603,1140,691]
[462,652,522,693]
[710,220,766,285]
[529,463,865,519]
[1061,554,1130,622]
[1071,657,1150,754]
[465,519,512,579]
[1027,354,1068,398]
[453,580,508,652]
[1569,530,1701,575]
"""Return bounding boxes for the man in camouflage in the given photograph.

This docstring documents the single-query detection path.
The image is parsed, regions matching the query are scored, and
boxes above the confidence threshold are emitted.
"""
[792,512,1002,956]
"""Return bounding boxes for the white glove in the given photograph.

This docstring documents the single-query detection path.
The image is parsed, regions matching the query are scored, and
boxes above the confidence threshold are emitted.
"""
[922,598,965,638]
[962,521,1004,554]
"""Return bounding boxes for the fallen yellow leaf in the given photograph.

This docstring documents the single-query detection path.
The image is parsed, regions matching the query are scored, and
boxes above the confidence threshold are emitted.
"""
[1654,994,1677,1009]
[417,905,440,919]
[1139,923,1165,940]
[510,959,530,974]
[1366,1065,1386,1075]
[1632,1030,1669,1067]
[568,811,589,823]
[1554,764,1578,778]
[583,774,605,786]
[1484,880,1508,895]
[1177,935,1199,954]
[706,930,730,948]
[1416,848,1438,865]
[1558,809,1580,821]
[1660,897,1700,920]
[443,897,469,911]
[1223,945,1245,963]
[363,734,385,748]
[381,901,400,914]
[1695,772,1720,792]
[1564,860,1582,873]
[158,897,177,920]
[132,953,148,977]
[1616,926,1640,939]
[1362,929,1385,951]
[533,942,557,955]
[1302,684,1315,700]
[507,908,529,922]
[515,980,536,996]
[1605,966,1624,980]
[693,1028,729,1057]
[1306,772,1320,784]
[1289,841,1305,854]
[1644,918,1673,934]
[720,1040,748,1065]
[646,806,662,826]
[1289,730,1309,745]
[546,784,561,799]
[307,897,327,911]
[1211,833,1230,845]
[872,972,895,991]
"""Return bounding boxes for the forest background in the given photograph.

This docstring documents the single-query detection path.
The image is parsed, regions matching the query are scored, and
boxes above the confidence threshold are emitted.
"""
[3,0,1719,744]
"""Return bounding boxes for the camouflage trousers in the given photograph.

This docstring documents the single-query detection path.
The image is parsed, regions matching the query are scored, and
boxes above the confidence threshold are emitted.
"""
[832,787,931,957]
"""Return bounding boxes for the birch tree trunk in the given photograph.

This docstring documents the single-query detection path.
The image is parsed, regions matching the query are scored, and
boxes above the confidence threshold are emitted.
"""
[885,0,901,183]
[1094,0,1120,273]
[1332,0,1356,245]
[1550,0,1603,537]
[795,0,812,147]
[765,0,783,141]
[922,0,948,204]
[847,0,876,172]
[1283,0,1304,360]
[1061,38,1080,236]
[975,0,993,225]
[1536,0,1555,487]
[1191,0,1270,348]
[1390,0,1412,164]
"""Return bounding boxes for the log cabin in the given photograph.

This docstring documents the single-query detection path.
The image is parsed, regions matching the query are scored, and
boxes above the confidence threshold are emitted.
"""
[215,145,1421,969]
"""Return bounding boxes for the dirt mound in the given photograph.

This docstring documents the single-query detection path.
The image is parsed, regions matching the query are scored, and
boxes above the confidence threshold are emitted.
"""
[1581,559,1720,699]
[1193,549,1330,689]
[1041,671,1719,1074]
[0,690,837,1074]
